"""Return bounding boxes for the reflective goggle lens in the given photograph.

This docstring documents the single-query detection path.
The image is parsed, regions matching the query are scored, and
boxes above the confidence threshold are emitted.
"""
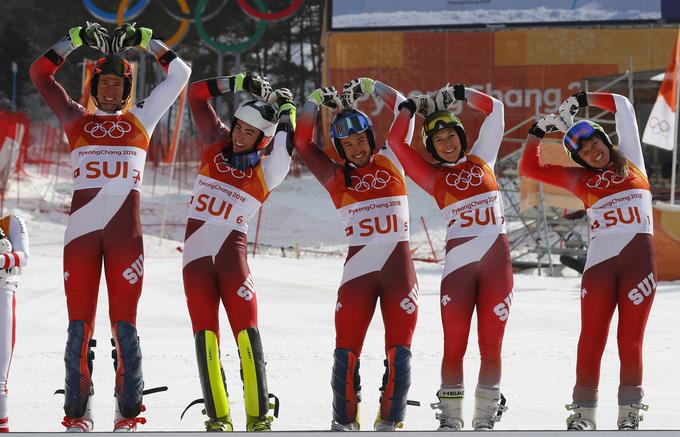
[564,122,596,153]
[331,114,369,139]
[425,113,457,132]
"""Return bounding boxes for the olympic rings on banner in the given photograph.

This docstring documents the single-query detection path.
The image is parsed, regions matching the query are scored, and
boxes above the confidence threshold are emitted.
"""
[116,0,190,48]
[237,0,304,22]
[194,0,267,53]
[82,0,150,23]
[156,0,227,23]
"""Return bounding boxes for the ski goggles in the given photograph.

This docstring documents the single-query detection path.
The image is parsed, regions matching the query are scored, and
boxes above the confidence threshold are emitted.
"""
[563,120,597,153]
[424,112,461,134]
[330,113,370,139]
[94,56,131,77]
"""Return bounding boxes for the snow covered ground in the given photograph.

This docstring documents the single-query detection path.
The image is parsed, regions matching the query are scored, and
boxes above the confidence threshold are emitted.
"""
[2,167,679,432]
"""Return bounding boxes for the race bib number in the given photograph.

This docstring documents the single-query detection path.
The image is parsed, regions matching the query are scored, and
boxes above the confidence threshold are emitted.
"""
[188,175,262,232]
[588,189,653,238]
[443,190,505,239]
[339,196,410,246]
[71,146,146,194]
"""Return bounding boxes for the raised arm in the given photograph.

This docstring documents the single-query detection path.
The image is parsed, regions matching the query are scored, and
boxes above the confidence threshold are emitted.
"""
[293,88,343,187]
[465,87,505,168]
[29,26,99,125]
[520,117,583,193]
[127,33,191,133]
[589,92,645,174]
[387,102,437,195]
[262,92,297,189]
[1,215,29,271]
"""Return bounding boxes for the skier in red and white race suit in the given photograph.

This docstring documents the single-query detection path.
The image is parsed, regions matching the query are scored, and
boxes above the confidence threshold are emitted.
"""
[0,214,29,433]
[388,85,512,430]
[31,22,190,431]
[294,78,418,431]
[521,91,655,431]
[184,73,295,431]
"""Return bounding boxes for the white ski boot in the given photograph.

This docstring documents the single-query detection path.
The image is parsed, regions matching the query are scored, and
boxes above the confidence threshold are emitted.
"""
[330,420,360,431]
[373,419,403,431]
[565,403,596,430]
[430,388,464,431]
[113,403,146,432]
[617,403,648,430]
[62,396,94,432]
[471,387,507,430]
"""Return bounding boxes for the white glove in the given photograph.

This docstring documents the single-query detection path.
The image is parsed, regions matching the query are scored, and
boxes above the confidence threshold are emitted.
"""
[558,96,580,128]
[267,87,294,106]
[0,266,20,279]
[0,238,12,254]
[537,114,569,134]
[245,75,273,102]
[342,77,374,108]
[407,93,436,116]
[434,85,456,111]
[308,87,345,110]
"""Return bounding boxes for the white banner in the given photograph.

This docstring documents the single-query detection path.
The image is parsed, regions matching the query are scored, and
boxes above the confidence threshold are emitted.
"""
[642,94,675,150]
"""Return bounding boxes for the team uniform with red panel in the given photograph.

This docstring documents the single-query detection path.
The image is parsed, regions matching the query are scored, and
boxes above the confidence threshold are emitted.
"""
[521,93,655,416]
[183,78,294,430]
[295,81,418,430]
[389,88,512,429]
[0,214,29,433]
[31,34,190,430]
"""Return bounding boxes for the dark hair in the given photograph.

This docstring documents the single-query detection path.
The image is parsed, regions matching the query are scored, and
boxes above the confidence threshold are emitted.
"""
[609,147,629,178]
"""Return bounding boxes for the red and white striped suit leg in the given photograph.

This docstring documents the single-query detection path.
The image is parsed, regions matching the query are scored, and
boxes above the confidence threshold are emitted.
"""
[0,285,16,428]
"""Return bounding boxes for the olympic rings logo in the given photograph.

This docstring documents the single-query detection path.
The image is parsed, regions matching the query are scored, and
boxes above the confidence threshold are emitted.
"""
[213,153,253,179]
[648,116,671,136]
[586,170,626,190]
[348,170,394,192]
[83,0,303,52]
[444,165,484,191]
[83,120,132,139]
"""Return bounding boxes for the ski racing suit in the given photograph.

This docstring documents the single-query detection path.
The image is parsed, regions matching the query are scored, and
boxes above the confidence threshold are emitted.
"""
[389,88,512,428]
[184,78,295,429]
[294,81,418,428]
[0,215,29,433]
[31,35,190,422]
[521,92,655,410]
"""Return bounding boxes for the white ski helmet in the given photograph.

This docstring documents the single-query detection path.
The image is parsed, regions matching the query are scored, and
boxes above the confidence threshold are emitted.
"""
[232,99,278,151]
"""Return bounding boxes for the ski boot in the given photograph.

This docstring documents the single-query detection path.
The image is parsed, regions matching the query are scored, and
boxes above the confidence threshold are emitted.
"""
[111,322,144,418]
[375,346,412,431]
[62,395,94,432]
[471,387,507,430]
[330,421,359,431]
[194,330,233,431]
[113,403,146,432]
[62,321,96,432]
[566,403,596,430]
[430,387,464,430]
[205,416,233,432]
[330,348,361,431]
[617,402,648,430]
[238,327,279,431]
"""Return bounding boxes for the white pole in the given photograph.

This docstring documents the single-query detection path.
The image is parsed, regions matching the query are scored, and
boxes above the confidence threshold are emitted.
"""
[672,54,680,204]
